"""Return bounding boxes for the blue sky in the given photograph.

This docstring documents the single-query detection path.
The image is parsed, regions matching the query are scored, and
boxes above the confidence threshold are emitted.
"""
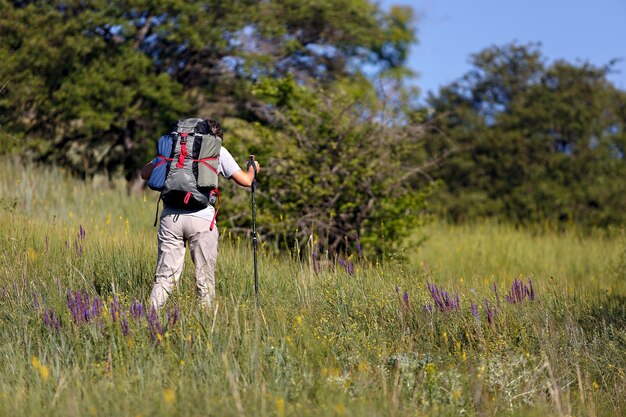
[380,0,626,99]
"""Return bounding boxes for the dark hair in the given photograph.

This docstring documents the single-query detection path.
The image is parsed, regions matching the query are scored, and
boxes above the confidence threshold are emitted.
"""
[169,118,223,140]
[206,119,223,139]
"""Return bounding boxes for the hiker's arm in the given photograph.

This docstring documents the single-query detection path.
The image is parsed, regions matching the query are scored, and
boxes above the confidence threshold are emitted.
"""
[230,162,260,187]
[140,162,155,180]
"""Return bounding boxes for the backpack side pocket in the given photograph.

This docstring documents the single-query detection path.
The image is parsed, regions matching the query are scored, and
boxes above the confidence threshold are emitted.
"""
[148,135,174,191]
[197,134,221,189]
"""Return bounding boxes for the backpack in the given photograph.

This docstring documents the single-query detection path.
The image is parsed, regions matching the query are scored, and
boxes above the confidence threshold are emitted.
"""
[148,118,222,229]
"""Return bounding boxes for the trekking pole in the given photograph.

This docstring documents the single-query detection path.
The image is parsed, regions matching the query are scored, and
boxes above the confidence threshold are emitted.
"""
[247,155,259,305]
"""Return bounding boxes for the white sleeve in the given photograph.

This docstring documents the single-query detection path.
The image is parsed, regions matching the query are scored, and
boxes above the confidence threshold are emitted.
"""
[218,147,243,179]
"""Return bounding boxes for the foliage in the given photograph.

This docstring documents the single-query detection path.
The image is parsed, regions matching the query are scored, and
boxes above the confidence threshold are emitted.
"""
[240,76,434,256]
[0,0,189,177]
[0,0,416,179]
[0,161,624,416]
[421,43,626,228]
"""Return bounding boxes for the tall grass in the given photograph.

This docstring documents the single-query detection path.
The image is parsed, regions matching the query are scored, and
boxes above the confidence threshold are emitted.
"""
[0,158,624,416]
[409,221,624,290]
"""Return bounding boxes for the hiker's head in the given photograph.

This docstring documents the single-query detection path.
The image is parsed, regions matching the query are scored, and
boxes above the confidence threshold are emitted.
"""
[206,119,223,139]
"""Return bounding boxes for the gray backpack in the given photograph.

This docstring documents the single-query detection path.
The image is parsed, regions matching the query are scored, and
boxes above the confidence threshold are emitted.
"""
[151,118,222,228]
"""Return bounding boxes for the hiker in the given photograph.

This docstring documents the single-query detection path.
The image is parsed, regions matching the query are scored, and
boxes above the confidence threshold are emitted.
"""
[140,118,260,310]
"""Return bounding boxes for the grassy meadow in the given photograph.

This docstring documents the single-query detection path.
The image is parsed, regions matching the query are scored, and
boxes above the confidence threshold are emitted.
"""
[0,158,624,417]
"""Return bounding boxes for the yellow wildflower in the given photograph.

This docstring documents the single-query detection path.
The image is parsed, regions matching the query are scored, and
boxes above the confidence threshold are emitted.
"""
[334,403,346,416]
[163,388,176,404]
[275,397,285,417]
[357,363,370,373]
[424,363,436,375]
[31,357,41,369]
[39,365,50,381]
[452,389,462,401]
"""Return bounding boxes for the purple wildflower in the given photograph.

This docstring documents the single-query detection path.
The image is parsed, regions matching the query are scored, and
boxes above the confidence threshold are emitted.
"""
[75,240,83,257]
[423,302,433,313]
[74,226,86,257]
[66,290,103,325]
[505,278,536,304]
[42,309,62,331]
[403,291,410,309]
[493,283,500,307]
[485,299,496,326]
[110,297,122,322]
[147,307,164,342]
[355,234,362,258]
[121,318,130,336]
[33,291,40,312]
[129,299,144,320]
[470,302,479,319]
[92,297,103,318]
[338,259,354,275]
[427,282,461,312]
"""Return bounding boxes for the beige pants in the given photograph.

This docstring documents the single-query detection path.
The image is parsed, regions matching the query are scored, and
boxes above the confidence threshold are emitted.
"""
[150,214,218,310]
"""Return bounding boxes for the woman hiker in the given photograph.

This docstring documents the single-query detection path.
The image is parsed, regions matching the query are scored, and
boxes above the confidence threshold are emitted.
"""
[140,119,260,310]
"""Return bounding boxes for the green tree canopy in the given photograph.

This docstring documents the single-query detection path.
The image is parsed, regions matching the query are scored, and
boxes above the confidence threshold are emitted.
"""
[0,0,416,179]
[236,76,433,256]
[421,43,626,227]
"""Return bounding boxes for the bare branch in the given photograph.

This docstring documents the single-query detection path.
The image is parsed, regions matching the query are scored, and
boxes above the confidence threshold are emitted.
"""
[397,147,459,184]
[134,15,153,49]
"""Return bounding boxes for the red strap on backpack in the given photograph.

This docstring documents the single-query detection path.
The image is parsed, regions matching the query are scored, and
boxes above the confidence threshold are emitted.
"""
[195,156,219,174]
[154,155,173,167]
[177,133,188,169]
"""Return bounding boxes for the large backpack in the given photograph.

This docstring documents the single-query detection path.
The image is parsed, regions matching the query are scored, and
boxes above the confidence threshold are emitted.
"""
[148,118,222,228]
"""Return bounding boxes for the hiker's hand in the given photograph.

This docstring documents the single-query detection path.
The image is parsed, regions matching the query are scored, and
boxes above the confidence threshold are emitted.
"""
[248,160,261,174]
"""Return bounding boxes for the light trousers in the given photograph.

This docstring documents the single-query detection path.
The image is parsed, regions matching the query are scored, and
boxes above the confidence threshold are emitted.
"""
[150,214,218,310]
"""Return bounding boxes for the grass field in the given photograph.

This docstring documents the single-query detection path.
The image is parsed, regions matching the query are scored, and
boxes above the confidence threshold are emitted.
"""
[0,159,624,416]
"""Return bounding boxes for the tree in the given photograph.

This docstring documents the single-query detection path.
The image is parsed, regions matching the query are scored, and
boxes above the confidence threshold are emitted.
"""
[222,76,434,257]
[0,0,417,181]
[0,0,187,178]
[421,43,626,227]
